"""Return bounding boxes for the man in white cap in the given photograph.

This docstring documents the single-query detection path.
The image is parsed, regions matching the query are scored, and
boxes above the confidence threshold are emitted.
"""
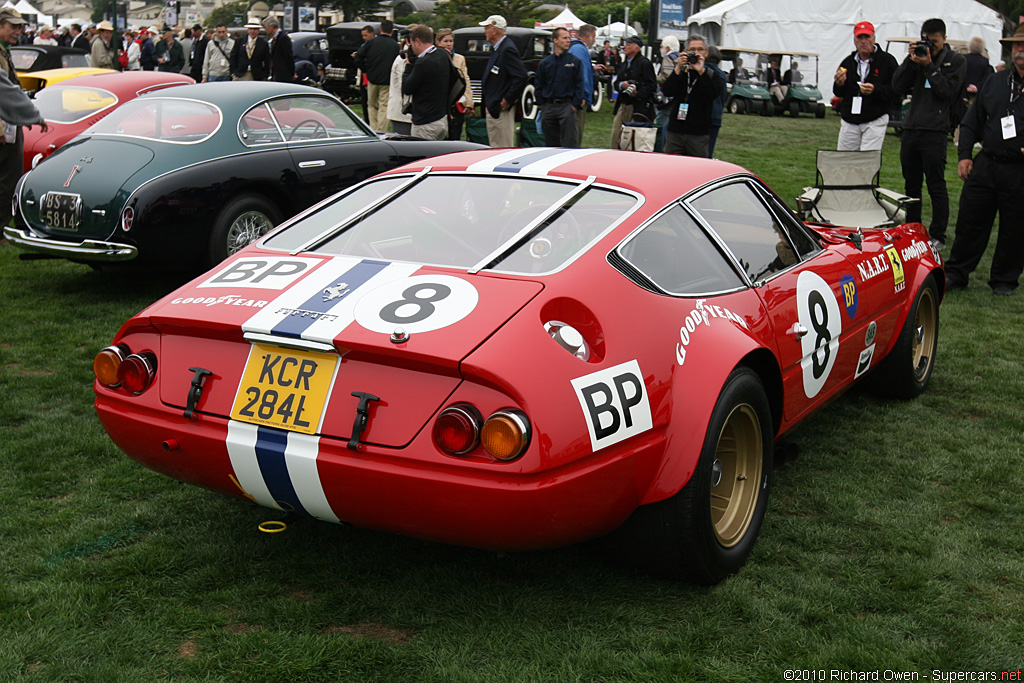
[0,7,47,226]
[230,22,270,80]
[479,14,526,147]
[33,24,56,45]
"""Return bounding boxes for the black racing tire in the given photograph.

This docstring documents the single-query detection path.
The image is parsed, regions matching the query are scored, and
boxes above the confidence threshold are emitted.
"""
[208,193,282,267]
[869,274,939,399]
[815,103,826,118]
[605,367,773,584]
[789,100,801,117]
[728,97,746,115]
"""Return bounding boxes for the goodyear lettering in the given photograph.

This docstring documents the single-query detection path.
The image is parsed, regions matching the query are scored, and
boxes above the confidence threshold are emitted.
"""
[901,239,928,262]
[676,300,748,365]
[170,294,268,308]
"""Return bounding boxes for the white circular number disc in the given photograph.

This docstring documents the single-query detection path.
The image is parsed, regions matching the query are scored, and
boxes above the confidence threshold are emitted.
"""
[796,271,842,399]
[354,275,479,334]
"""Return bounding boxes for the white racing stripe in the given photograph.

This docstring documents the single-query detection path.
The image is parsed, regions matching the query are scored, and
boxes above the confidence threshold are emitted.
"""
[284,431,340,523]
[515,148,604,176]
[226,420,282,510]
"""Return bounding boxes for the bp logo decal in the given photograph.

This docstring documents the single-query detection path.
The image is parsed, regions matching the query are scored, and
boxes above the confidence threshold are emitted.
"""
[840,274,858,319]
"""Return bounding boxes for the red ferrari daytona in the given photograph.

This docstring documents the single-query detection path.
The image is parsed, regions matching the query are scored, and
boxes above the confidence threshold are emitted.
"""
[93,148,943,584]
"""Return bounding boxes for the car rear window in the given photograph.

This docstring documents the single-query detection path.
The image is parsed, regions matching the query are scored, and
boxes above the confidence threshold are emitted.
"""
[34,86,118,123]
[265,174,637,274]
[85,98,222,143]
[10,50,38,70]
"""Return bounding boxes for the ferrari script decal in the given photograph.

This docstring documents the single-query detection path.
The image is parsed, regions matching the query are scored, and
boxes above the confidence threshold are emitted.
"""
[571,360,652,452]
[796,271,841,399]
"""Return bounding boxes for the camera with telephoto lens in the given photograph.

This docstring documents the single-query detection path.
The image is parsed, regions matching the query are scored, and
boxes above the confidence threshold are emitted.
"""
[914,35,934,57]
[686,51,700,64]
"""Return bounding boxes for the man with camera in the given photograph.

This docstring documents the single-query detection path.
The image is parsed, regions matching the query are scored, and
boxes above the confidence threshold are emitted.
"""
[833,21,899,151]
[943,25,1024,296]
[660,33,721,158]
[892,18,966,250]
[610,36,656,149]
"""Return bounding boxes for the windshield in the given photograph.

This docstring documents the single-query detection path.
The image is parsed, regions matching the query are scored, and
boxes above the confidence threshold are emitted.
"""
[85,98,222,143]
[265,175,638,274]
[34,85,118,123]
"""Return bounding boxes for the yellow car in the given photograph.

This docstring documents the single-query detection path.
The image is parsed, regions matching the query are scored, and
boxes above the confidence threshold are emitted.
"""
[17,67,114,95]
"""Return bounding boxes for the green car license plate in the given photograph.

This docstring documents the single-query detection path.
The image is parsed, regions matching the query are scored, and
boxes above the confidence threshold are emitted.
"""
[40,191,82,231]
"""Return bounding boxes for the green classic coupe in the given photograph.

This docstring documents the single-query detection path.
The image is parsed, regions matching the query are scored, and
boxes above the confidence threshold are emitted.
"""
[6,82,479,269]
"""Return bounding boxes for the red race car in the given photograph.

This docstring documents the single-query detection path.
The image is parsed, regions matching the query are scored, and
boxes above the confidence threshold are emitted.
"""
[94,148,943,583]
[23,70,193,171]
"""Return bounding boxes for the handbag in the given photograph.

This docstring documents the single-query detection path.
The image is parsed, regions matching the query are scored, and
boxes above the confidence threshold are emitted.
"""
[618,114,656,153]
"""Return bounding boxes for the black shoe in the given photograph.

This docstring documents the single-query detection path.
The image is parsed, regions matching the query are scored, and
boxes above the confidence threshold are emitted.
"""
[945,276,966,291]
[992,284,1015,297]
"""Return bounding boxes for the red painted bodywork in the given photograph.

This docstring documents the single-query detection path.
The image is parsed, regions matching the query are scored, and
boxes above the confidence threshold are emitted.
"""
[22,71,194,172]
[94,149,943,551]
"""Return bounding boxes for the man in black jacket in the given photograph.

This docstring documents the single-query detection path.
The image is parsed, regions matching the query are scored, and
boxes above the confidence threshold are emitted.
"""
[479,15,526,148]
[535,27,584,147]
[230,23,270,81]
[263,19,294,83]
[187,24,207,82]
[833,21,898,151]
[943,25,1024,296]
[354,21,399,131]
[402,24,450,141]
[892,17,966,249]
[661,33,720,158]
[611,35,656,148]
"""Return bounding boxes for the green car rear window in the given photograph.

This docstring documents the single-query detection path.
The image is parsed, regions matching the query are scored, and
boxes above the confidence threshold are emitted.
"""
[85,98,222,143]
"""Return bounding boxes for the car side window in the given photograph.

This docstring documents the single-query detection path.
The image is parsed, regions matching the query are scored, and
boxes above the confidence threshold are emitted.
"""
[269,96,369,141]
[239,103,283,146]
[617,204,744,295]
[755,184,821,259]
[688,181,800,284]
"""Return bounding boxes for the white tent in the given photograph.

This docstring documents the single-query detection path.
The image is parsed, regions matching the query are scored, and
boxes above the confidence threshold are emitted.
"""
[2,0,44,18]
[687,0,1004,78]
[597,21,638,41]
[536,6,585,30]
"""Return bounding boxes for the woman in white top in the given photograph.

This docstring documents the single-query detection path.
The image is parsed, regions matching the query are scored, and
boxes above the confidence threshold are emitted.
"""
[387,28,415,136]
[434,28,473,141]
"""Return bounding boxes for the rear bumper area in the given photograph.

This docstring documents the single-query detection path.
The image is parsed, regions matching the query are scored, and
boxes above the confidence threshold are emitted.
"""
[4,226,138,261]
[95,397,653,551]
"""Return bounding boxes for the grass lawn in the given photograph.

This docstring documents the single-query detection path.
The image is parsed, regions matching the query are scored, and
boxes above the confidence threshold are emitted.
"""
[1,106,1022,681]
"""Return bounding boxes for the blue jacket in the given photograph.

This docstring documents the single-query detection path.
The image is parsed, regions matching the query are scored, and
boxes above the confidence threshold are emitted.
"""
[568,39,594,106]
[481,35,528,118]
[536,50,585,106]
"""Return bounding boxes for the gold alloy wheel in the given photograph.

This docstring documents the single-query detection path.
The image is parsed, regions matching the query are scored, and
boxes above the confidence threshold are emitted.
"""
[912,287,938,382]
[710,403,763,548]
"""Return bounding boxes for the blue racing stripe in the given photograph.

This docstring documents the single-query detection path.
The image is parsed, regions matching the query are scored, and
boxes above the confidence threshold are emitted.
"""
[254,426,306,515]
[493,148,566,174]
[271,259,389,338]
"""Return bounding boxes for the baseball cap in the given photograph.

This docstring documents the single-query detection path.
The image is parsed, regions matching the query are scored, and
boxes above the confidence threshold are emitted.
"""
[854,21,875,36]
[0,7,26,25]
[479,15,507,30]
[625,35,643,47]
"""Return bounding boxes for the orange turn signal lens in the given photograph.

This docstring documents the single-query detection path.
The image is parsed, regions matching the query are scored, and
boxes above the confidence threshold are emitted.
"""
[93,345,127,387]
[481,409,531,461]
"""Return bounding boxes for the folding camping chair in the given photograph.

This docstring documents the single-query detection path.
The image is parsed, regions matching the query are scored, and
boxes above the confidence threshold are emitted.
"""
[796,150,918,228]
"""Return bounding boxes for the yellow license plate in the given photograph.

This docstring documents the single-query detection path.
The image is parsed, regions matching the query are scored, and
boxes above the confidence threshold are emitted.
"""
[230,344,340,434]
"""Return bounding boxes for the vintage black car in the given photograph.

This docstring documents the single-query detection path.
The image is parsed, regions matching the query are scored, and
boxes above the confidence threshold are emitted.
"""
[291,31,330,68]
[6,81,480,270]
[323,21,404,103]
[10,45,89,71]
[452,26,551,120]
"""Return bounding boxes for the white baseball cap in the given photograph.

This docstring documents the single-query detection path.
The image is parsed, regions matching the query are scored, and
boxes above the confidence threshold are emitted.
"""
[479,15,507,30]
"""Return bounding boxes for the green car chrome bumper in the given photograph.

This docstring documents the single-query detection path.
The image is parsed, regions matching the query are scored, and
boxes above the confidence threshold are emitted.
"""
[3,226,138,262]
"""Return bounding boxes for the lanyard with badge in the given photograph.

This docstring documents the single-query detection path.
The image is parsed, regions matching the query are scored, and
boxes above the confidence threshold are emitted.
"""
[851,56,870,115]
[1003,71,1022,140]
[677,70,697,120]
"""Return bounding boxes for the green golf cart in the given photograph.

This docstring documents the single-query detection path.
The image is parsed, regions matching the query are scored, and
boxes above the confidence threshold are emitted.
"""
[719,48,775,116]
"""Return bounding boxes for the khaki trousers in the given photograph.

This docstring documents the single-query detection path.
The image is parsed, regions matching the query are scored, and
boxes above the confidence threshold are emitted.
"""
[486,107,515,148]
[367,83,390,132]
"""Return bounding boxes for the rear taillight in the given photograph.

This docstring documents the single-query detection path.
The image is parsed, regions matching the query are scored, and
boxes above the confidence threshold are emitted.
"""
[121,206,134,232]
[432,403,481,456]
[93,345,127,387]
[481,409,531,461]
[433,405,531,462]
[116,352,156,394]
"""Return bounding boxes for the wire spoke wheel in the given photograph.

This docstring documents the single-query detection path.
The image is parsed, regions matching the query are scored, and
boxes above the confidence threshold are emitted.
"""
[227,210,274,255]
[710,403,763,548]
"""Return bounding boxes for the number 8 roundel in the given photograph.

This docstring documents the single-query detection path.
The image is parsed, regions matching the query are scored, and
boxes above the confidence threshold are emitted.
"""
[796,271,842,398]
[354,274,479,334]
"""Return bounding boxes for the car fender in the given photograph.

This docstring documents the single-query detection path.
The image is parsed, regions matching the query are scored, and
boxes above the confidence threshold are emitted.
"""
[640,314,781,506]
[871,234,944,360]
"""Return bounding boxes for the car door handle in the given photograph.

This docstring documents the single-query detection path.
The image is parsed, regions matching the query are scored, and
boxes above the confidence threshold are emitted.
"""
[298,160,326,168]
[788,323,808,339]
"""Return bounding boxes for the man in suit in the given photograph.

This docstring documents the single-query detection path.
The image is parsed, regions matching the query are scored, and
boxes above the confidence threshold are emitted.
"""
[69,23,89,51]
[766,57,787,104]
[354,20,399,131]
[610,35,656,149]
[187,24,207,82]
[479,15,526,148]
[230,23,270,81]
[263,18,294,83]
